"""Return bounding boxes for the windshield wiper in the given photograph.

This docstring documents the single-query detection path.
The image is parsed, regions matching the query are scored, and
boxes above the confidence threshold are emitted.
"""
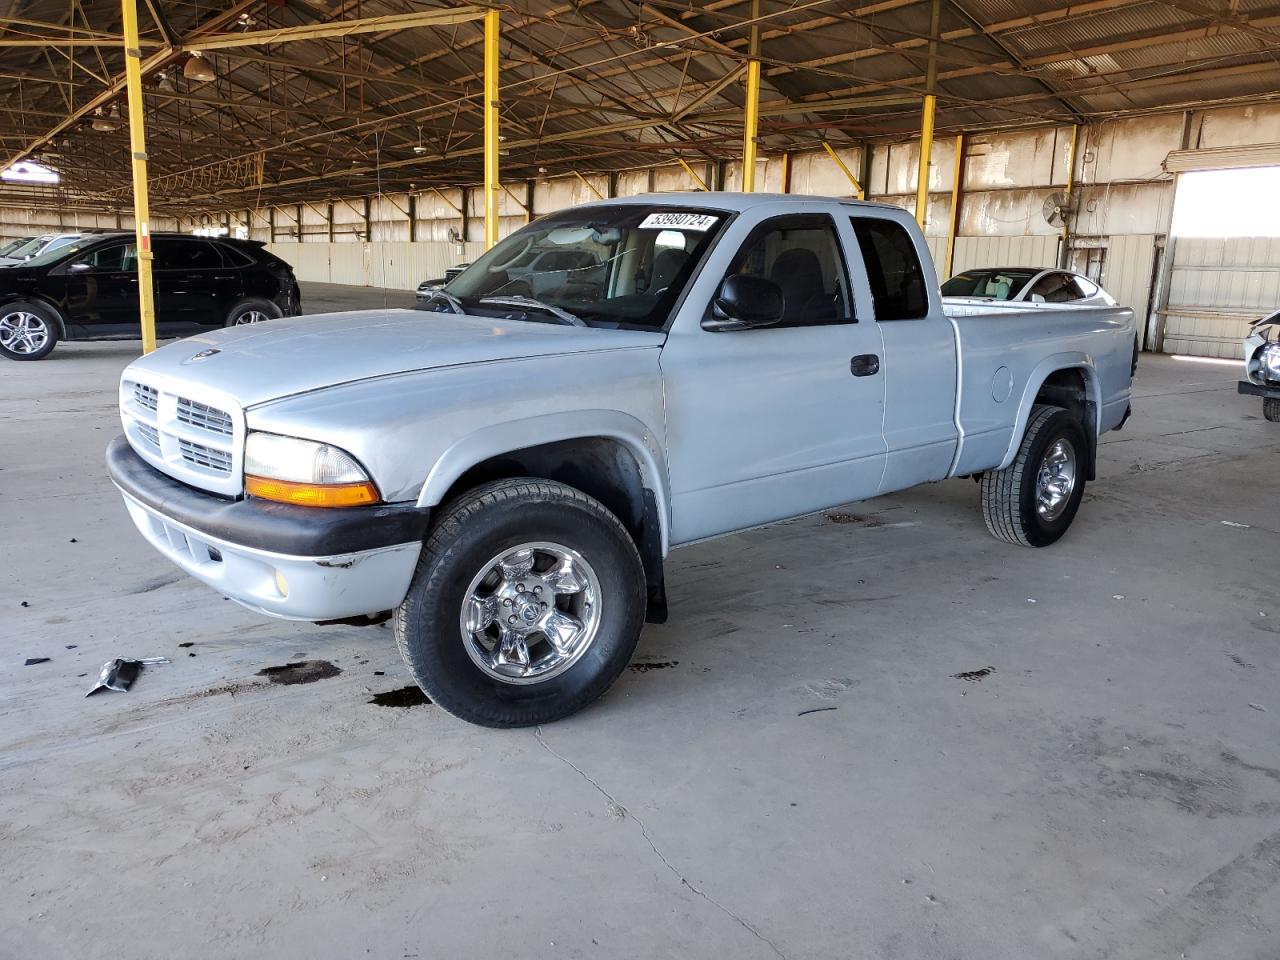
[477,295,586,327]
[424,288,466,314]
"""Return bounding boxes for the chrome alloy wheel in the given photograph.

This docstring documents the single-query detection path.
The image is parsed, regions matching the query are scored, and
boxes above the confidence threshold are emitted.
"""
[0,310,50,355]
[460,542,602,685]
[235,309,270,325]
[1035,437,1077,521]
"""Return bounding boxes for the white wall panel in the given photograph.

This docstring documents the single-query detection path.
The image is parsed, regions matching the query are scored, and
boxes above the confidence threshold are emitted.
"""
[1082,114,1182,183]
[1163,235,1280,356]
[267,241,483,290]
[1101,234,1157,327]
[1198,104,1280,150]
[788,144,863,197]
[925,236,949,277]
[952,235,1059,277]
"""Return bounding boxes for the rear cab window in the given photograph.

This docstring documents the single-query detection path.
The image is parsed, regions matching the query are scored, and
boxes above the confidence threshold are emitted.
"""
[849,216,929,320]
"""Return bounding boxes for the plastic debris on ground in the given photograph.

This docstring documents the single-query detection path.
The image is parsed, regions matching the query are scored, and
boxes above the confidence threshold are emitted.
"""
[85,657,171,697]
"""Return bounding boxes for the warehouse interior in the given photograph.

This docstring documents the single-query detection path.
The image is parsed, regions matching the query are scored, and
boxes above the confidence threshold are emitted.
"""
[4,2,1280,957]
[3,0,1280,353]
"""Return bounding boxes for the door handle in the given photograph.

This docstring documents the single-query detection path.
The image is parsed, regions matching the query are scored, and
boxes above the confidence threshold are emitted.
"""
[850,354,880,377]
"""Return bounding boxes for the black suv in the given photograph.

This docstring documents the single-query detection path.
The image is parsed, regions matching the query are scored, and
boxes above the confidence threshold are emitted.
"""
[0,232,301,361]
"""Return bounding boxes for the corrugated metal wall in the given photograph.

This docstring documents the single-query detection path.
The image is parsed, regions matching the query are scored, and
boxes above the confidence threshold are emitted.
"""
[0,206,179,245]
[267,241,484,290]
[1162,236,1280,357]
[1102,234,1157,334]
[924,236,948,277]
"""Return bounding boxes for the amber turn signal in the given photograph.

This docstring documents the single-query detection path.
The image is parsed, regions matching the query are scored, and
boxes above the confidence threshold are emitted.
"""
[245,474,380,508]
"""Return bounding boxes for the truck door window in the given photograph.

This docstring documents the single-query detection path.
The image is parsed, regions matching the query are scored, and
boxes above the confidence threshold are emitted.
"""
[725,215,851,326]
[849,217,928,320]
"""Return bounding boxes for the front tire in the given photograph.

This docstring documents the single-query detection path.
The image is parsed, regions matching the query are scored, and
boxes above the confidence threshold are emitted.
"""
[1264,398,1280,422]
[0,301,59,360]
[981,404,1087,547]
[394,478,646,727]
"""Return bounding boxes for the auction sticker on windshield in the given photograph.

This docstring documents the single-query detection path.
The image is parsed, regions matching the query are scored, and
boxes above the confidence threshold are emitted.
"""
[639,212,719,231]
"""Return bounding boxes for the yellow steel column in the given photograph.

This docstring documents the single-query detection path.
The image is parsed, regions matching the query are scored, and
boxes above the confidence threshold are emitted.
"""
[944,133,964,278]
[121,0,156,354]
[915,0,941,227]
[1060,123,1079,267]
[914,96,936,226]
[483,8,500,249]
[741,0,761,192]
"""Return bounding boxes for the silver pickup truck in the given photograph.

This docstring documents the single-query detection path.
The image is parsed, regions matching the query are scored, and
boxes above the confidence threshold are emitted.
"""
[107,193,1136,726]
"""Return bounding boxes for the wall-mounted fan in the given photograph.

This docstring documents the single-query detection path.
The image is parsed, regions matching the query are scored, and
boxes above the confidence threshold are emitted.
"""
[1042,191,1075,228]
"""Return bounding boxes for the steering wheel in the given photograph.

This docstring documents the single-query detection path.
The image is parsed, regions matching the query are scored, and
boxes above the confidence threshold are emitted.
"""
[486,236,534,273]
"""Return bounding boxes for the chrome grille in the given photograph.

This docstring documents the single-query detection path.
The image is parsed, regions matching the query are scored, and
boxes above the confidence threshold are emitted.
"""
[132,382,158,411]
[135,422,161,448]
[120,375,243,496]
[179,438,233,474]
[176,397,233,436]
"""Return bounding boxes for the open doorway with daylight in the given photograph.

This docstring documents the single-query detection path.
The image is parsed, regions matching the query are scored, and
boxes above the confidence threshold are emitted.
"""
[1160,165,1280,357]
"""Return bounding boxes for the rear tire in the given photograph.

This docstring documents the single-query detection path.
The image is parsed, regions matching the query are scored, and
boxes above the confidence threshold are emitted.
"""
[981,404,1087,547]
[0,301,59,360]
[394,478,646,727]
[224,298,282,327]
[1264,398,1280,422]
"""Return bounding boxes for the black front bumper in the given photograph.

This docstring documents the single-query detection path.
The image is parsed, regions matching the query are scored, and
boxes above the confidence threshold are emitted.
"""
[106,435,431,556]
[1238,380,1280,400]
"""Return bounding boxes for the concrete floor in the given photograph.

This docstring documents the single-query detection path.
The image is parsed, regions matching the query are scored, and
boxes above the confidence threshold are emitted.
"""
[3,285,1280,959]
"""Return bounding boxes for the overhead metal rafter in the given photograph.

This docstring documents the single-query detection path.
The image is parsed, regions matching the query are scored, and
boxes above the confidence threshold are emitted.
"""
[5,0,1280,213]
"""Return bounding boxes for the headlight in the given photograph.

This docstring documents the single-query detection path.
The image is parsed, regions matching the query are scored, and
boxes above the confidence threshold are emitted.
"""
[1262,343,1280,383]
[244,432,380,507]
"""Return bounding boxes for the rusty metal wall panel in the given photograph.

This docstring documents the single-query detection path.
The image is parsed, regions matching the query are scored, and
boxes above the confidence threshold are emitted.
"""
[952,235,1060,276]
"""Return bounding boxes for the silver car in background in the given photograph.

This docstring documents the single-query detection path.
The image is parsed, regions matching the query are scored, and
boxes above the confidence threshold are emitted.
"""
[942,267,1115,306]
[1239,310,1280,421]
[0,233,81,266]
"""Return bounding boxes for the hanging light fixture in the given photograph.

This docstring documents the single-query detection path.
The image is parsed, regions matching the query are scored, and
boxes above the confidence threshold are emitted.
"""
[90,106,120,133]
[183,52,216,83]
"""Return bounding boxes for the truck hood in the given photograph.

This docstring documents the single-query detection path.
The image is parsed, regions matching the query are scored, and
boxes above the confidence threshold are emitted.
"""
[124,308,666,407]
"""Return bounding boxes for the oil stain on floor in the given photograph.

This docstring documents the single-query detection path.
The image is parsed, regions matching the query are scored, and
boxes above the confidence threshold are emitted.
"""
[256,660,343,685]
[369,685,432,707]
[952,666,996,682]
[630,661,679,672]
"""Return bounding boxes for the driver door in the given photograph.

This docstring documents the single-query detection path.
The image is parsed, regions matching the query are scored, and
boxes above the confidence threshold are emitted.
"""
[63,240,139,336]
[659,211,888,545]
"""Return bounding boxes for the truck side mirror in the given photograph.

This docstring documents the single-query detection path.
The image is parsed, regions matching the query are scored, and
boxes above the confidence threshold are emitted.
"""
[703,274,784,332]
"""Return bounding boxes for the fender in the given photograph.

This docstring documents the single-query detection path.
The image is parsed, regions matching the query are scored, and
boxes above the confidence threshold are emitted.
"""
[415,409,672,555]
[998,352,1102,472]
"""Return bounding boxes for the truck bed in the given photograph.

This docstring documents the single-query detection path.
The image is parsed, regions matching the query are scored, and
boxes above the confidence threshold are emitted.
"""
[944,300,1136,476]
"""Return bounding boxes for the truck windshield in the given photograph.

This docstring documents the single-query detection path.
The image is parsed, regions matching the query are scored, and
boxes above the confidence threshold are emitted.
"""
[941,269,1038,300]
[439,205,727,330]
